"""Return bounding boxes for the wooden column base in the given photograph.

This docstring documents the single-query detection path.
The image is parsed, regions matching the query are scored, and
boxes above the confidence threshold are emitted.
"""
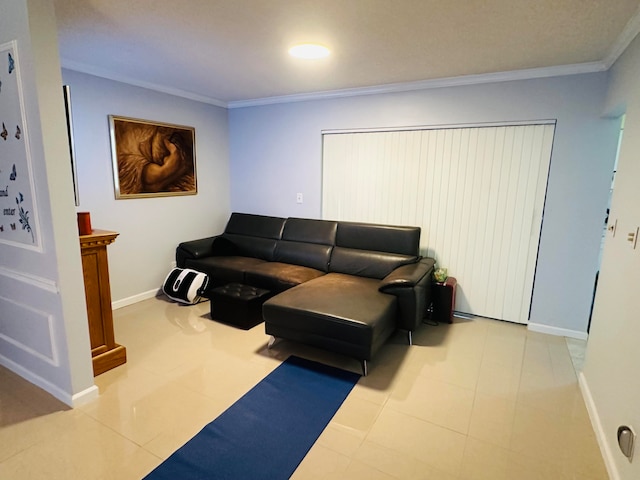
[80,229,126,376]
[92,344,127,376]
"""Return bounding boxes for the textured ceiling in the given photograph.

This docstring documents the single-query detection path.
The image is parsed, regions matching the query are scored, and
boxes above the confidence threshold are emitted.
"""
[53,0,640,106]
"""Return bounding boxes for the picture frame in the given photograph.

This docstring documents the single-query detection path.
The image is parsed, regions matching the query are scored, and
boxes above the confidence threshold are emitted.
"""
[109,115,197,199]
[63,85,80,206]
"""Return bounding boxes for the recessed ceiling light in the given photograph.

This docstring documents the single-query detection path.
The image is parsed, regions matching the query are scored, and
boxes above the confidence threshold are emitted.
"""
[288,43,330,59]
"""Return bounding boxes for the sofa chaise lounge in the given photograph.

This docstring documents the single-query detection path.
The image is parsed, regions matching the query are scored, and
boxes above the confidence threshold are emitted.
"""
[176,213,435,375]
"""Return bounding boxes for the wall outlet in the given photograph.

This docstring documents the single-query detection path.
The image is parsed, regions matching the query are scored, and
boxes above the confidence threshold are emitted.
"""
[296,193,303,204]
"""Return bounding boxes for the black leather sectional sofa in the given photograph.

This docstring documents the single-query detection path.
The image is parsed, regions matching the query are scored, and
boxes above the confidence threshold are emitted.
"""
[176,212,435,375]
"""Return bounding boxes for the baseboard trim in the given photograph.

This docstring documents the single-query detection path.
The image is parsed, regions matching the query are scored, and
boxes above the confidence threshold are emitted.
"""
[112,289,161,310]
[578,371,620,480]
[71,384,100,406]
[527,322,588,340]
[0,354,97,407]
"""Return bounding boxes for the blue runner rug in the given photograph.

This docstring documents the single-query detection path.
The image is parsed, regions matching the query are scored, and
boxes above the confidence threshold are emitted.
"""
[144,356,360,480]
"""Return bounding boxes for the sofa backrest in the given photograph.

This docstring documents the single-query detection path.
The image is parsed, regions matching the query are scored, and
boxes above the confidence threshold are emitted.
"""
[218,213,420,278]
[274,218,337,272]
[329,221,421,279]
[222,213,286,261]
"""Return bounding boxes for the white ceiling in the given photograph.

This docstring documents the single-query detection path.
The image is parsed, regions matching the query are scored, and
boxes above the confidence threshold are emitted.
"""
[53,0,640,107]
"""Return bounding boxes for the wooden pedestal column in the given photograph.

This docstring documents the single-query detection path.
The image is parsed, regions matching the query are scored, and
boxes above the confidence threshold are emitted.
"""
[79,230,126,376]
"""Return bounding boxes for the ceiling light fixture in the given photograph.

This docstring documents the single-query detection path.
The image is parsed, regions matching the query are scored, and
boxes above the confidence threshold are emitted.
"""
[288,43,330,59]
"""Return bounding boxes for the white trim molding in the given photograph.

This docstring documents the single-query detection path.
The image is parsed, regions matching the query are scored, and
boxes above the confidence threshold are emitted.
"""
[603,5,640,69]
[0,354,97,407]
[579,371,620,480]
[60,58,228,108]
[112,288,161,310]
[228,62,606,109]
[527,322,589,340]
[71,384,100,407]
[0,265,58,292]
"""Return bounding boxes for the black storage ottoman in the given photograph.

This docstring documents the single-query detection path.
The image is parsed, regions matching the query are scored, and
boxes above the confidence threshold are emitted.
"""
[209,283,271,330]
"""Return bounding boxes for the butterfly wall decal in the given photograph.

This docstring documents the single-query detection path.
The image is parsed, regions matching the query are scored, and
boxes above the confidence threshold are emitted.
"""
[0,78,2,93]
[18,192,24,202]
[0,225,3,232]
[8,53,15,74]
[9,164,16,181]
[0,123,7,140]
[10,223,16,231]
[15,125,20,139]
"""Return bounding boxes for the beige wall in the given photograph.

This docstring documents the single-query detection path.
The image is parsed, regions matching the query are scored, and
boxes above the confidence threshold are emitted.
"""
[582,33,640,480]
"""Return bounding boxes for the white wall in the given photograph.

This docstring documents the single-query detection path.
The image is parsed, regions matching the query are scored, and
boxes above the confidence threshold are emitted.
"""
[61,70,231,306]
[0,0,95,406]
[581,33,640,480]
[229,74,620,336]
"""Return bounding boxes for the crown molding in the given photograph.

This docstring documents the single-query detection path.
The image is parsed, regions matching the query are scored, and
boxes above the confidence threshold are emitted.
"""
[60,58,228,108]
[602,5,640,69]
[227,62,606,109]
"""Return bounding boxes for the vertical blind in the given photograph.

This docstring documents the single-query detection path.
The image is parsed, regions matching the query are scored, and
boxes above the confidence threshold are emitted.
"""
[322,123,555,324]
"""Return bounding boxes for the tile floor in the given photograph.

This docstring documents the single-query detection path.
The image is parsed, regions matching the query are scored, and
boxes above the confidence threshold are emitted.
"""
[0,297,608,479]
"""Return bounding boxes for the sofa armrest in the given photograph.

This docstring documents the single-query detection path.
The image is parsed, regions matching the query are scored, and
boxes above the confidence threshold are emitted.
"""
[176,236,216,267]
[379,257,435,291]
[176,235,241,267]
[378,257,436,332]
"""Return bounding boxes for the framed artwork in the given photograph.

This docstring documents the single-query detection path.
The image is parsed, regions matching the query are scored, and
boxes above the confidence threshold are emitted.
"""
[109,115,197,199]
[0,40,41,250]
[63,85,79,206]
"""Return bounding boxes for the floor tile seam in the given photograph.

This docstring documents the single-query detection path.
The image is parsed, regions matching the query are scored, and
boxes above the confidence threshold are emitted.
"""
[0,410,161,468]
[504,439,584,475]
[509,330,536,409]
[514,383,586,419]
[382,402,472,437]
[413,366,480,391]
[0,441,35,465]
[72,407,165,453]
[547,338,581,386]
[333,394,389,439]
[357,434,460,478]
[345,454,407,480]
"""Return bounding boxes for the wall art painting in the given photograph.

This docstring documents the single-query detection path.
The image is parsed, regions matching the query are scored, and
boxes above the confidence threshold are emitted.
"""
[0,41,40,250]
[109,116,197,199]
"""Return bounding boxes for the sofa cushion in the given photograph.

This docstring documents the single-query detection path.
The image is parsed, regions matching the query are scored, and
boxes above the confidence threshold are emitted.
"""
[329,246,418,279]
[274,241,333,271]
[184,256,266,288]
[222,233,278,261]
[282,218,338,245]
[244,262,326,293]
[273,218,337,271]
[263,273,397,360]
[336,221,420,256]
[225,212,286,239]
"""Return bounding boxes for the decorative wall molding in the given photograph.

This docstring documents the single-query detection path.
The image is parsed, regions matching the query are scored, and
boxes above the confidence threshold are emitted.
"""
[0,295,59,365]
[60,58,228,108]
[228,62,606,109]
[603,5,640,69]
[61,7,640,112]
[0,265,58,292]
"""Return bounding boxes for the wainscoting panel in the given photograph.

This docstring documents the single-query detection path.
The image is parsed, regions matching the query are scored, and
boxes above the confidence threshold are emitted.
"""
[0,295,58,365]
[322,123,555,323]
